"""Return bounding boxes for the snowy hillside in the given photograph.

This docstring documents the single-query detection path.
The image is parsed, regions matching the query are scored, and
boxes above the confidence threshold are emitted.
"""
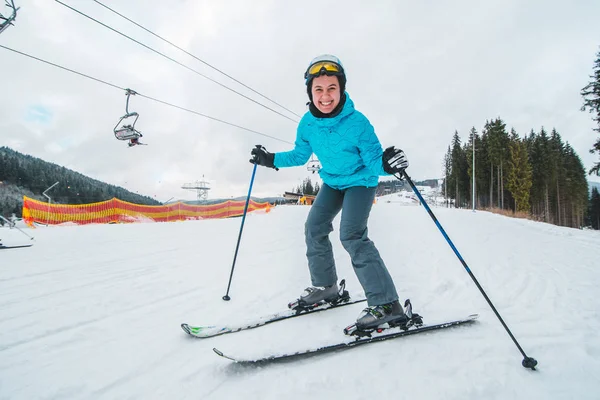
[1,197,599,399]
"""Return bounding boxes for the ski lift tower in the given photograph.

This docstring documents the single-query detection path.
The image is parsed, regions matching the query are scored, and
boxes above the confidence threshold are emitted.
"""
[182,177,211,201]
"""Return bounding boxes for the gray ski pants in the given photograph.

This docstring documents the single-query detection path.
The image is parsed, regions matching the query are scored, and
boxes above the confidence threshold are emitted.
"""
[305,184,399,306]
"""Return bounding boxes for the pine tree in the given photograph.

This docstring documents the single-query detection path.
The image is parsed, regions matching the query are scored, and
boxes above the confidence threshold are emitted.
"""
[581,49,600,175]
[528,128,553,221]
[304,178,314,195]
[487,118,509,209]
[506,134,532,212]
[481,121,494,208]
[296,177,318,195]
[588,187,600,229]
[478,128,491,208]
[562,144,589,228]
[549,129,565,225]
[448,131,468,207]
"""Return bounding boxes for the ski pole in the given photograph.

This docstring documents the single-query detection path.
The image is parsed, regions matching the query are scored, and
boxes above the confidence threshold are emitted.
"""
[398,171,538,370]
[0,216,34,240]
[222,162,258,301]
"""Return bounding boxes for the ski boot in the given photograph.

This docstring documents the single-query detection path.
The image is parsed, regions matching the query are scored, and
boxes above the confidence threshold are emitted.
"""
[344,299,423,337]
[288,279,350,313]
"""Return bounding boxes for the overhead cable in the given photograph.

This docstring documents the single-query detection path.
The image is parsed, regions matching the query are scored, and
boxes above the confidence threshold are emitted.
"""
[91,0,302,120]
[0,44,293,145]
[54,0,299,124]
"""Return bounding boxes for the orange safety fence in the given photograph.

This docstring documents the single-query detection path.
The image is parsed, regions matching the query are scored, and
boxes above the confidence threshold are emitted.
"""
[22,196,272,226]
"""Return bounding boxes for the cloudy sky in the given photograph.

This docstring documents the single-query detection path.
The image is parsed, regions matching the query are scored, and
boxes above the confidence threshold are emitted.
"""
[2,0,600,201]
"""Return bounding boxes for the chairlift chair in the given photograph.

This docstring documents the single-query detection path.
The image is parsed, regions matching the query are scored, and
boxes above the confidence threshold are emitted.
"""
[307,154,321,174]
[0,0,19,35]
[114,89,144,146]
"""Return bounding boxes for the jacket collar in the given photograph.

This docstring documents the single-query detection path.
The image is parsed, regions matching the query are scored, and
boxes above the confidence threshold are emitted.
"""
[306,92,354,127]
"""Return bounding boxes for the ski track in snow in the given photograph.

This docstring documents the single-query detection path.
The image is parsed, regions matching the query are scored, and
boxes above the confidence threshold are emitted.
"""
[1,198,599,399]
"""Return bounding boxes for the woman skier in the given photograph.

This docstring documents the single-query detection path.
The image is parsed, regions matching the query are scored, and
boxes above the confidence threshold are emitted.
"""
[249,54,409,330]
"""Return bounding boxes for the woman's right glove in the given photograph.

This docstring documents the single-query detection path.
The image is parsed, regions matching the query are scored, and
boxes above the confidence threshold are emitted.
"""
[249,144,278,170]
[382,146,409,175]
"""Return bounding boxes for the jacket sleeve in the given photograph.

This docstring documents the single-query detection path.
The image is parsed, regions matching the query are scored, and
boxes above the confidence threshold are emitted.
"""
[273,122,313,168]
[358,117,388,176]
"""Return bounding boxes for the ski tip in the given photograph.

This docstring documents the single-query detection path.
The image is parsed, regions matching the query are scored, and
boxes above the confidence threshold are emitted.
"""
[181,323,192,335]
[213,348,239,362]
[467,314,479,320]
[213,348,224,356]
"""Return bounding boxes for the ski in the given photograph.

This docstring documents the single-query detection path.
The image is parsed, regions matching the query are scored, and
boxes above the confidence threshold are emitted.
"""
[213,314,478,364]
[181,296,366,339]
[0,244,33,250]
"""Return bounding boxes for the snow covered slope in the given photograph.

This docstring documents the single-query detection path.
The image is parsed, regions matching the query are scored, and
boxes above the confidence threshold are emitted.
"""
[1,200,599,399]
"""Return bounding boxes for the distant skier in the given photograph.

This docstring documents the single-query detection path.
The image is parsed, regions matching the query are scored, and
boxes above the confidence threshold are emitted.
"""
[249,54,409,330]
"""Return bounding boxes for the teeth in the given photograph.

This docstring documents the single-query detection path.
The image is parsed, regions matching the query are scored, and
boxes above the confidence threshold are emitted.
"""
[321,101,332,106]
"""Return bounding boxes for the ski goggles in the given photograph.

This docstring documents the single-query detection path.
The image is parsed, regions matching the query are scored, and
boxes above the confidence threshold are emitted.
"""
[304,60,344,80]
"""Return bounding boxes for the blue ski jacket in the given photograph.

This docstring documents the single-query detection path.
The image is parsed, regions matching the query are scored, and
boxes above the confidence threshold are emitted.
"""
[274,93,388,190]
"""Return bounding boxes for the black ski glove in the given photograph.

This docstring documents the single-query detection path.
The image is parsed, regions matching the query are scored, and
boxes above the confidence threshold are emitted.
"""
[249,144,278,170]
[383,146,409,175]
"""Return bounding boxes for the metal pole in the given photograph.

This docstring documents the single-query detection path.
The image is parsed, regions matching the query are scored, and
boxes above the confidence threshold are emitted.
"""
[472,133,476,212]
[222,163,258,301]
[163,197,174,223]
[445,170,448,208]
[42,182,59,225]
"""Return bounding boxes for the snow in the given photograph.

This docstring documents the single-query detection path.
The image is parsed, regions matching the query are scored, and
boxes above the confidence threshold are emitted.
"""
[1,194,599,399]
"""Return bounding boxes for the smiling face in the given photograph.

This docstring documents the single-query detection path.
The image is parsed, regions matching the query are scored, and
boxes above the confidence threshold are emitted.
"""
[310,75,341,114]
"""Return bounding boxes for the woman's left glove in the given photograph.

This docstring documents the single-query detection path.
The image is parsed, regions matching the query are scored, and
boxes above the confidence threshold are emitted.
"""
[249,144,278,170]
[383,146,409,175]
